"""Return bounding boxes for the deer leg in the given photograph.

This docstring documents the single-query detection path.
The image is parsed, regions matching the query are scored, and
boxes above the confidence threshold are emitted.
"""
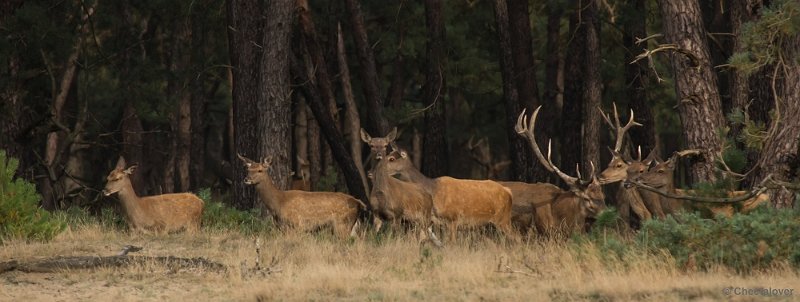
[448,223,458,244]
[349,220,360,238]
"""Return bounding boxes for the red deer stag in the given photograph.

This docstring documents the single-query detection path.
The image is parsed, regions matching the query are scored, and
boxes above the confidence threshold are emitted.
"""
[238,154,365,238]
[596,103,663,222]
[370,150,442,246]
[498,181,558,235]
[382,150,518,243]
[516,107,606,233]
[103,157,204,234]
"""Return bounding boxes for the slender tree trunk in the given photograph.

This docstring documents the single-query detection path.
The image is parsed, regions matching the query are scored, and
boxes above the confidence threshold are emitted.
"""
[226,0,263,209]
[493,0,533,183]
[421,0,448,177]
[258,0,294,191]
[386,53,406,109]
[657,0,725,183]
[344,0,389,136]
[121,101,144,195]
[582,0,601,174]
[291,56,370,205]
[190,4,208,190]
[543,0,561,104]
[561,1,587,183]
[337,23,369,193]
[308,106,322,191]
[623,0,656,155]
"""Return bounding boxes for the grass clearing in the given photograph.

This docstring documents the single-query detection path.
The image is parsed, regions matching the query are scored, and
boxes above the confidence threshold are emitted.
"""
[1,222,798,301]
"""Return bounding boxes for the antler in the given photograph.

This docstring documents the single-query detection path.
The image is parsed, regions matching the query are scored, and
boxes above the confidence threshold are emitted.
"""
[598,102,642,153]
[516,106,579,185]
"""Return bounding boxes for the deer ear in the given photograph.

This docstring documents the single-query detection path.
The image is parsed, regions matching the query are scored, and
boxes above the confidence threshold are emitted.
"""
[124,165,138,175]
[643,148,658,165]
[386,127,398,142]
[115,156,127,170]
[400,151,408,159]
[360,128,371,143]
[263,156,273,166]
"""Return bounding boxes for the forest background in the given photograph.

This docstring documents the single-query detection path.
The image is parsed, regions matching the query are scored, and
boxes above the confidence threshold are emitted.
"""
[1,0,799,213]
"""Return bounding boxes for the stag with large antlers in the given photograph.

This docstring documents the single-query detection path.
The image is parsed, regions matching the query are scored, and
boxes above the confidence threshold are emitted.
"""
[596,103,666,223]
[381,150,518,243]
[238,154,365,238]
[515,107,606,233]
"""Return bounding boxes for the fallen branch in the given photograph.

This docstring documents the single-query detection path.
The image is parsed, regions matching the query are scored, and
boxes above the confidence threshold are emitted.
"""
[0,255,226,274]
[629,175,771,204]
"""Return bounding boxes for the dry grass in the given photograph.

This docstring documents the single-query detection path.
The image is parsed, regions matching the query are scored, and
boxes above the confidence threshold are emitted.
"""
[1,223,798,301]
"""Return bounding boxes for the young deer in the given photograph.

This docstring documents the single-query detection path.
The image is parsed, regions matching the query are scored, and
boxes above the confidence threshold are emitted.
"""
[371,150,442,246]
[382,150,518,243]
[466,136,511,180]
[103,157,204,234]
[290,156,311,191]
[238,154,365,238]
[360,127,398,159]
[516,106,606,233]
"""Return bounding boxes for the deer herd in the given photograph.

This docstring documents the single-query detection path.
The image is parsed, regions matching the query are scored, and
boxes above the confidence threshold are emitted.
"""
[102,104,769,245]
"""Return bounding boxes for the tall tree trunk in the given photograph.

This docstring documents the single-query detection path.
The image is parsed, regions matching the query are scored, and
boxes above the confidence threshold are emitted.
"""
[291,56,370,206]
[746,36,800,209]
[344,0,389,136]
[543,0,561,104]
[623,0,657,155]
[658,0,725,183]
[492,0,533,182]
[258,0,294,191]
[508,0,550,182]
[190,3,208,190]
[561,1,587,183]
[226,0,263,209]
[421,0,448,177]
[337,23,369,193]
[582,0,601,174]
[386,53,406,109]
[121,101,145,195]
[308,108,322,191]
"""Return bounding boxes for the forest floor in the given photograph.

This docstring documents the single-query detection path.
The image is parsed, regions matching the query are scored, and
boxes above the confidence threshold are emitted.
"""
[1,224,798,302]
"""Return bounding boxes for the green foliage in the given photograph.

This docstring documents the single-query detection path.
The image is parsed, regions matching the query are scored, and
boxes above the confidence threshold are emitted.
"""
[198,188,273,235]
[730,0,800,74]
[54,206,127,231]
[638,206,800,273]
[727,108,769,151]
[0,150,66,242]
[317,165,340,192]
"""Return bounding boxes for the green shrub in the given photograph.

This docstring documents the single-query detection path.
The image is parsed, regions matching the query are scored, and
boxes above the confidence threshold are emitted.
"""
[637,206,800,272]
[54,206,126,231]
[0,150,65,242]
[198,188,274,235]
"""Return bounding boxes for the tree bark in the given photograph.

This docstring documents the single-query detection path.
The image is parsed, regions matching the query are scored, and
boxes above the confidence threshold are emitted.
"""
[291,56,370,206]
[492,0,534,183]
[337,23,369,193]
[226,0,263,209]
[421,0,448,178]
[623,0,657,155]
[190,4,208,190]
[344,0,389,136]
[657,0,725,183]
[561,1,587,184]
[258,0,294,191]
[582,0,601,174]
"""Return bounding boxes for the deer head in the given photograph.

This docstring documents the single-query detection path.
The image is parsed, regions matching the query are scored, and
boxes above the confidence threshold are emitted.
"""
[515,106,606,214]
[596,103,643,184]
[635,154,675,189]
[360,127,398,159]
[466,136,511,179]
[103,157,137,196]
[295,156,310,181]
[238,154,273,185]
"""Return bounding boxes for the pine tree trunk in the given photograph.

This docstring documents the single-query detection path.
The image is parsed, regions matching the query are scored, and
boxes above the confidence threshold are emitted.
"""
[561,1,587,183]
[190,4,208,190]
[226,0,263,209]
[623,0,657,155]
[657,0,725,183]
[582,0,601,174]
[344,0,389,136]
[337,24,369,192]
[492,0,533,183]
[258,0,294,191]
[421,0,448,177]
